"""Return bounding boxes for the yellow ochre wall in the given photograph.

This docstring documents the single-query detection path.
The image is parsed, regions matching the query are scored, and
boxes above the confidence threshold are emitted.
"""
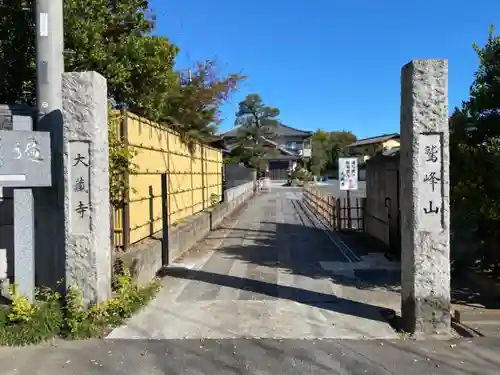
[113,111,223,247]
[350,138,401,159]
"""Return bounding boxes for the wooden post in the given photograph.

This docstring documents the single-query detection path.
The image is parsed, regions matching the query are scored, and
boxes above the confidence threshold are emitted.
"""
[346,190,352,230]
[336,198,342,231]
[328,196,333,230]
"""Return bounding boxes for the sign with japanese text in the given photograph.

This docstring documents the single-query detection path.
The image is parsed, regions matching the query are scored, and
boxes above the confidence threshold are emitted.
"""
[68,140,91,235]
[0,130,51,187]
[339,157,358,191]
[418,133,443,231]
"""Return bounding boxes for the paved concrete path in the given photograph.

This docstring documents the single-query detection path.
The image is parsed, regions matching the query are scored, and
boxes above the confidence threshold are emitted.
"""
[109,188,399,340]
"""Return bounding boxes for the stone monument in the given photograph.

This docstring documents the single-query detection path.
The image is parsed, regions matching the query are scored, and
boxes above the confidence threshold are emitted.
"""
[0,73,111,305]
[35,72,112,304]
[61,71,112,304]
[0,115,52,301]
[400,59,451,335]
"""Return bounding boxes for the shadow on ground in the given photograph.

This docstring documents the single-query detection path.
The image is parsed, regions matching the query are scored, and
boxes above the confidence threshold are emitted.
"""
[451,273,500,309]
[215,199,401,293]
[159,266,393,324]
[177,195,500,336]
[159,197,401,329]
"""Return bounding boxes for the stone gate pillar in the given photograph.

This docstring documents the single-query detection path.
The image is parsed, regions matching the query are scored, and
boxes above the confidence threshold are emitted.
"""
[400,59,451,336]
[60,71,112,304]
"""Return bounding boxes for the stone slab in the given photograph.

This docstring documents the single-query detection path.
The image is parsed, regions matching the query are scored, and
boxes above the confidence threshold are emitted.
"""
[0,248,6,280]
[0,130,51,187]
[455,309,500,323]
[13,188,35,300]
[107,300,398,340]
[224,181,254,202]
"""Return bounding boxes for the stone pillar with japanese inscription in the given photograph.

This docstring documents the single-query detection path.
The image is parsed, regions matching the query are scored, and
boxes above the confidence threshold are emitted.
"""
[61,71,112,304]
[400,59,451,336]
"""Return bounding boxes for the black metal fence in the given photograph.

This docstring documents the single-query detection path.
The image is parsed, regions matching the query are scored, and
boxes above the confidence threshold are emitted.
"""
[223,164,255,190]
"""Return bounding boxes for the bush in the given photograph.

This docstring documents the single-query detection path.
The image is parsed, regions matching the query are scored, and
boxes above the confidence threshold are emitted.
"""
[291,168,308,181]
[210,193,220,206]
[63,270,161,340]
[0,287,63,346]
[0,270,161,346]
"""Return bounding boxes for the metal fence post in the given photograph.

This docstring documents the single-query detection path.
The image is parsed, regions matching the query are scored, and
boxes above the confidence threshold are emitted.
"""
[221,164,226,203]
[201,146,205,209]
[161,173,169,267]
[148,185,154,236]
[110,210,115,278]
[120,107,130,250]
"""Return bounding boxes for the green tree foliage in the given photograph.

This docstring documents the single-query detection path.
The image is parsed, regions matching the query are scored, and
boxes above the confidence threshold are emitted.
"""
[165,61,245,141]
[0,0,244,141]
[1,0,177,108]
[451,25,500,271]
[230,94,281,171]
[0,0,245,210]
[309,130,357,175]
[0,1,36,104]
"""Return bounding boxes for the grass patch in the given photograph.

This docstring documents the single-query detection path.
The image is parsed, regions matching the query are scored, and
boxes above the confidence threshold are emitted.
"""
[0,270,161,346]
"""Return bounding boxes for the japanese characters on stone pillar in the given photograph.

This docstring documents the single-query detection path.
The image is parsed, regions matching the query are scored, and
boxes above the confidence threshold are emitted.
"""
[69,142,91,235]
[400,59,451,336]
[420,138,442,225]
[62,71,112,304]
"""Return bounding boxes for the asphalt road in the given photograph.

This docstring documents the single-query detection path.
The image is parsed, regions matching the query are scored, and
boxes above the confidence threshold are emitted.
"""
[1,337,499,374]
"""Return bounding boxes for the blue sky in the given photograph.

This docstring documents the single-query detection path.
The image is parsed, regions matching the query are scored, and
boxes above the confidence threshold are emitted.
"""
[152,0,500,139]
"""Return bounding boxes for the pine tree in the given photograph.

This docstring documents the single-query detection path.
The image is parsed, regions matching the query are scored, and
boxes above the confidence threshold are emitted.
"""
[231,94,281,171]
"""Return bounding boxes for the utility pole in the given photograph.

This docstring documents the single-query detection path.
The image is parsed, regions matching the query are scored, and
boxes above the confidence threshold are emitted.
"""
[33,0,66,289]
[179,68,192,86]
[34,0,64,121]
